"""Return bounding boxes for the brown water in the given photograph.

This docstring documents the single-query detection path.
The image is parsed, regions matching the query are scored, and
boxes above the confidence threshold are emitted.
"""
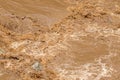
[0,0,69,26]
[0,0,120,80]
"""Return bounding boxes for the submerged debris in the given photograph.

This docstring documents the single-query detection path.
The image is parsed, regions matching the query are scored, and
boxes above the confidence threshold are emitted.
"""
[0,48,5,54]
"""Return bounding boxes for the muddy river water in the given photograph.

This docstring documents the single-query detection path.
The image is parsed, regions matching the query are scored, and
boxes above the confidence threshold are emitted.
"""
[0,0,69,26]
[0,0,120,80]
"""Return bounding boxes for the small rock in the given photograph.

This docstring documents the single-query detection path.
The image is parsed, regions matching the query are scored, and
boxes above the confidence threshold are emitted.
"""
[32,61,42,71]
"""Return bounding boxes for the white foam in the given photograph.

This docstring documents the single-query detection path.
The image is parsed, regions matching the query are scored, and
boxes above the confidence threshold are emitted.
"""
[53,52,117,80]
[10,40,32,49]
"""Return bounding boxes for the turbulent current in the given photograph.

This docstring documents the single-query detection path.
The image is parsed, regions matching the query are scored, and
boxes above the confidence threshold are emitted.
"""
[0,0,120,80]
